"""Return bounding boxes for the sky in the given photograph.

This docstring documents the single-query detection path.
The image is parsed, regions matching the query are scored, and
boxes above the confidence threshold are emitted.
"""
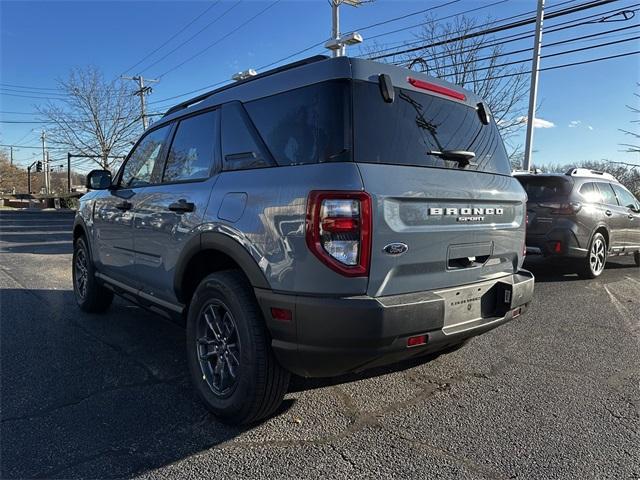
[1,0,639,170]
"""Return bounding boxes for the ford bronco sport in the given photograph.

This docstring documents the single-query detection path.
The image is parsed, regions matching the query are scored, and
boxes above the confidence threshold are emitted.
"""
[73,56,534,424]
[515,168,640,278]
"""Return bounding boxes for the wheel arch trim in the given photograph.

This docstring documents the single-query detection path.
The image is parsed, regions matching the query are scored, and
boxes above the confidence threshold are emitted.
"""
[174,231,270,303]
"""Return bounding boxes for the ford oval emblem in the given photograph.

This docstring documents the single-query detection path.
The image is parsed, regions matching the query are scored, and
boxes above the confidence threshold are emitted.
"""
[384,243,408,256]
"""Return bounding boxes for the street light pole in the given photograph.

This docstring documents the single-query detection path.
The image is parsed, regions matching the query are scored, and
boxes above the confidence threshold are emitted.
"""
[331,1,342,58]
[523,0,545,172]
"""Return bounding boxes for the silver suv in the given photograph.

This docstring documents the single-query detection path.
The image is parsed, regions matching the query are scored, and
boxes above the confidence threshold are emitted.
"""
[73,55,534,424]
[516,168,640,277]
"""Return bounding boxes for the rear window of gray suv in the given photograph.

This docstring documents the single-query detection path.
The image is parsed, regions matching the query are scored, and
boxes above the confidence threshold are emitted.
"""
[352,81,512,175]
[244,79,510,174]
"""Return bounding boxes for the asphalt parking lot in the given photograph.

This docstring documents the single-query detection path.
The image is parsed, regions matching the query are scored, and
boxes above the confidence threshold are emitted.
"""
[0,210,638,479]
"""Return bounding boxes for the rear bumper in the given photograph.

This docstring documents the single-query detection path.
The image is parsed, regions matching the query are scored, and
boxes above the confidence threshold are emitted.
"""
[255,270,534,378]
[526,229,587,258]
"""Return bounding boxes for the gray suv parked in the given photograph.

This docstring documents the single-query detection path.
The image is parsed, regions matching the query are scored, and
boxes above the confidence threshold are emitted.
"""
[73,55,534,424]
[516,168,640,277]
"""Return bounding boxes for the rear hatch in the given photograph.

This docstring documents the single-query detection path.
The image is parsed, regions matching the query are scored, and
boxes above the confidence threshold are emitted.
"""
[352,79,526,297]
[515,175,574,236]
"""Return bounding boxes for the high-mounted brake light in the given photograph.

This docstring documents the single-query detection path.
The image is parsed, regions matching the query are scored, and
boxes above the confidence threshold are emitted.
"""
[407,77,466,101]
[306,191,372,277]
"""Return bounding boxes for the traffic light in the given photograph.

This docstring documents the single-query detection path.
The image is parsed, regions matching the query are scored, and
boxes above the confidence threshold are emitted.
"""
[35,161,42,172]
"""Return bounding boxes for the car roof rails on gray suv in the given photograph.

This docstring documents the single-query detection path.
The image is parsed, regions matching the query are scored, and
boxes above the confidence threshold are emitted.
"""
[565,167,618,182]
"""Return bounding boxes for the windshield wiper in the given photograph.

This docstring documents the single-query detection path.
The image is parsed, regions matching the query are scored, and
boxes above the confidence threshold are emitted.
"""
[428,150,476,168]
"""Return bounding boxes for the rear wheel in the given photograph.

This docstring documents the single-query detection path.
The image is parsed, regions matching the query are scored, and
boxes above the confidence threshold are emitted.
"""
[73,236,114,312]
[186,270,290,425]
[578,232,607,279]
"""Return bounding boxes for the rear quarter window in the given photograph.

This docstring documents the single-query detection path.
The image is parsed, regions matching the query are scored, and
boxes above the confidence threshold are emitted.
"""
[244,80,351,166]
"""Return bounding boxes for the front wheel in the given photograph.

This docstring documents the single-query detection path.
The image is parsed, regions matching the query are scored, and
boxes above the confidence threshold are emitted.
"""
[186,270,290,425]
[578,232,607,279]
[73,236,114,312]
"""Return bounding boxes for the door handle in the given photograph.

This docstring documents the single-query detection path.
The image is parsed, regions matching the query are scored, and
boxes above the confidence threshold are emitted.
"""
[168,199,195,213]
[605,210,612,217]
[115,201,132,211]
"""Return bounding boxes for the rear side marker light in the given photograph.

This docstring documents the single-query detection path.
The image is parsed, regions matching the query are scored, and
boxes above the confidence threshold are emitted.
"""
[270,307,292,322]
[407,334,427,348]
[306,191,372,277]
[407,77,466,101]
[512,307,522,319]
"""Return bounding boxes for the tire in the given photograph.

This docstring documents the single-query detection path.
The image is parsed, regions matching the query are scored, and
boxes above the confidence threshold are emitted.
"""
[577,232,607,279]
[73,236,114,312]
[186,270,290,425]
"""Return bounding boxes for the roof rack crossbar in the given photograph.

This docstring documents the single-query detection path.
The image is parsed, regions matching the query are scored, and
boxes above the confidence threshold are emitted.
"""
[163,55,330,118]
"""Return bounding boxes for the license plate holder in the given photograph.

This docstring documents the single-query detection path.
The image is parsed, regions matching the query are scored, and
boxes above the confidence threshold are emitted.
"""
[438,282,496,328]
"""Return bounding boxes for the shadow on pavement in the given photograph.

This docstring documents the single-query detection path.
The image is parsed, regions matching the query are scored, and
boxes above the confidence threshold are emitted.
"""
[0,287,291,479]
[524,255,637,283]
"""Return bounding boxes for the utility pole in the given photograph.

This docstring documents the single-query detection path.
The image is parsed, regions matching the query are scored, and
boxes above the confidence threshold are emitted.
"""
[122,75,159,130]
[41,130,50,194]
[325,0,364,57]
[523,0,545,172]
[67,152,71,193]
[10,146,13,165]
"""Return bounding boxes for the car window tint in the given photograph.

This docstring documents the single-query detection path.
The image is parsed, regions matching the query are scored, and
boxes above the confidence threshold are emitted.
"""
[353,81,511,174]
[121,125,171,188]
[516,176,572,201]
[245,80,351,166]
[595,182,619,206]
[163,110,218,182]
[221,102,274,171]
[611,183,639,210]
[579,182,602,203]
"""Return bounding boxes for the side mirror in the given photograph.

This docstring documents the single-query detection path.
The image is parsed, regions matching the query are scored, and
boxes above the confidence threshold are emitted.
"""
[86,169,112,190]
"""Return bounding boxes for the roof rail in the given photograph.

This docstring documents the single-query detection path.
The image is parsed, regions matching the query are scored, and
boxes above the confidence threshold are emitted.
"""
[163,55,330,118]
[565,167,618,182]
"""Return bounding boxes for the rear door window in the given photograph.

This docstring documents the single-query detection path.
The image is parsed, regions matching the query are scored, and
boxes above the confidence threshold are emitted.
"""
[352,81,511,175]
[595,182,619,206]
[163,109,219,182]
[611,183,639,210]
[516,176,573,201]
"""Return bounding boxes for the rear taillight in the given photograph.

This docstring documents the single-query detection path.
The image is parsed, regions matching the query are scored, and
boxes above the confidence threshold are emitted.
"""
[538,202,582,215]
[306,191,372,277]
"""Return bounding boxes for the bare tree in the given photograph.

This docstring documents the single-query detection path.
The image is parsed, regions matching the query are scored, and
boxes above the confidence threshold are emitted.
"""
[619,83,640,154]
[37,67,142,170]
[362,15,529,152]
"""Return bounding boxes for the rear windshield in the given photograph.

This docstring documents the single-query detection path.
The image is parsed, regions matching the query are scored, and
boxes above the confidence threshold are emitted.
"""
[352,81,511,175]
[516,176,573,201]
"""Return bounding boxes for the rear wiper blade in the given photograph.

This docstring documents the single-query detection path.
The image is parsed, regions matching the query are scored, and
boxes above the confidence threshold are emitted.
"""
[427,150,476,167]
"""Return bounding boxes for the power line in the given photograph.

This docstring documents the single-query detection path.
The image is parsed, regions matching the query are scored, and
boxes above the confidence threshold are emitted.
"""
[0,91,67,100]
[391,3,639,66]
[402,22,639,71]
[155,0,282,78]
[121,0,222,75]
[358,0,587,58]
[0,83,60,91]
[138,1,241,76]
[369,0,621,60]
[148,0,509,106]
[463,48,640,80]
